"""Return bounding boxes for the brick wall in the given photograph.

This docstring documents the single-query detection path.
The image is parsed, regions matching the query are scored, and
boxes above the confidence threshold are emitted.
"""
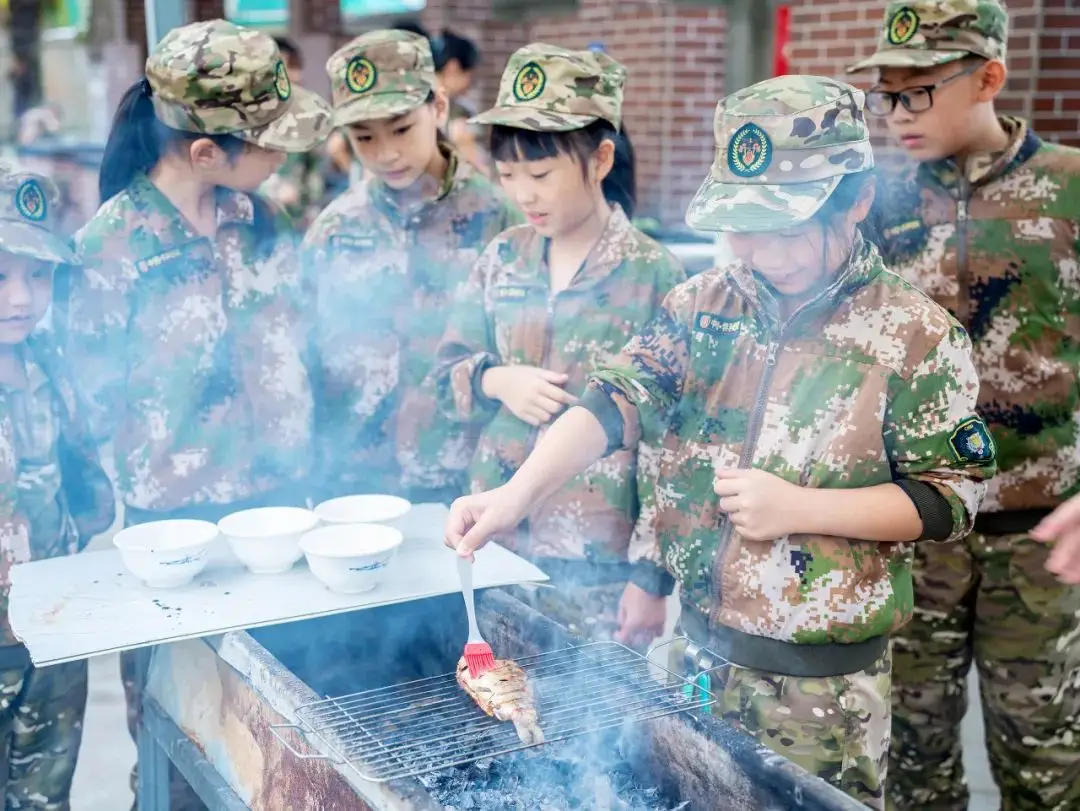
[1036,0,1080,143]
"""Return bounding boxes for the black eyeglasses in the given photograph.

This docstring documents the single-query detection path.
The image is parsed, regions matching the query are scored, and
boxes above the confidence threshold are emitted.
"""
[865,63,981,116]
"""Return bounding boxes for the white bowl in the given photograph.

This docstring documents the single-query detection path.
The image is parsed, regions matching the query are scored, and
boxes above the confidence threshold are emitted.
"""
[217,507,319,574]
[113,519,218,588]
[313,495,412,532]
[299,523,404,595]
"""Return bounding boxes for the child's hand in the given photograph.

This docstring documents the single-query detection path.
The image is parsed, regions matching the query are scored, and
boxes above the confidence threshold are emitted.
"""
[713,468,804,541]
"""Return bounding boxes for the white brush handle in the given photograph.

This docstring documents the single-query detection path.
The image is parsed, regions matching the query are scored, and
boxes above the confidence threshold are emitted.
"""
[457,555,483,644]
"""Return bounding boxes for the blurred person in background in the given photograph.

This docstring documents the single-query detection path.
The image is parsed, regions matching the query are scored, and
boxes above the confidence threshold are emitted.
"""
[64,20,331,810]
[0,168,114,811]
[433,45,685,644]
[303,30,520,507]
[849,2,1080,808]
[260,36,328,229]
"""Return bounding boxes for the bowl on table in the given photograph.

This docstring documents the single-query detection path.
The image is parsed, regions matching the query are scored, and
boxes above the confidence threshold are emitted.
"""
[217,506,319,574]
[313,494,412,533]
[299,523,404,595]
[113,519,219,588]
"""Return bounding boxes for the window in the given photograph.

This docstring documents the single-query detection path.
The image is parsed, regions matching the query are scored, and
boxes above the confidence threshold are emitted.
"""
[224,0,426,29]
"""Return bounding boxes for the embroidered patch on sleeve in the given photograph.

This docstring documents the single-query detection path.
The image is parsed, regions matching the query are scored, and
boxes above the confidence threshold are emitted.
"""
[948,417,996,464]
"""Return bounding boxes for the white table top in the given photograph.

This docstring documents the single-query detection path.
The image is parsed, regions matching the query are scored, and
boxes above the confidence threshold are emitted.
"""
[8,503,547,666]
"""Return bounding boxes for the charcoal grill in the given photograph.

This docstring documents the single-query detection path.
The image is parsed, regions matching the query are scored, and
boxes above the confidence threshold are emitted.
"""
[135,588,869,810]
[270,641,715,782]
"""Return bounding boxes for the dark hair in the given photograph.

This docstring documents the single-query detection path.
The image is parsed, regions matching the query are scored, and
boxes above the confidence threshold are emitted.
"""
[813,171,879,245]
[432,30,480,73]
[273,36,303,69]
[489,119,637,217]
[99,79,279,257]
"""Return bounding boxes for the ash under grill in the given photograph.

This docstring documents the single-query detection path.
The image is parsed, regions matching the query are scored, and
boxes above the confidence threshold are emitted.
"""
[281,642,714,782]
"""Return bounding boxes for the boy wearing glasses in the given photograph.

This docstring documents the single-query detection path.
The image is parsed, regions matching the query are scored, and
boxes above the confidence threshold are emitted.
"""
[849,2,1080,809]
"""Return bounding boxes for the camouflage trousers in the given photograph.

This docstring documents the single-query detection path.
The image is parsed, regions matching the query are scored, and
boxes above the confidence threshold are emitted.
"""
[0,656,87,810]
[669,631,892,810]
[889,532,1080,811]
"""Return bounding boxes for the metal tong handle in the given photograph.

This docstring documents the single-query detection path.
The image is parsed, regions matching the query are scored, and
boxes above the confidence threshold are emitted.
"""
[268,723,342,763]
[457,555,483,644]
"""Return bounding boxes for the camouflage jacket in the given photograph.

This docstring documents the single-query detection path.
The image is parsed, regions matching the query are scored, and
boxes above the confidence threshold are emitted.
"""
[434,206,686,561]
[303,147,521,499]
[0,332,114,646]
[67,175,314,512]
[261,150,326,230]
[581,237,994,644]
[874,118,1080,522]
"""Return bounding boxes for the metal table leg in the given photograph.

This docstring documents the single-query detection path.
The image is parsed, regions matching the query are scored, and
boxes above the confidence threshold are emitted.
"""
[135,647,170,811]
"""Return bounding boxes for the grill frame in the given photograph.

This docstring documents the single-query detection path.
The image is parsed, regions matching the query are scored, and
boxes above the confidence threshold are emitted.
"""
[275,641,717,783]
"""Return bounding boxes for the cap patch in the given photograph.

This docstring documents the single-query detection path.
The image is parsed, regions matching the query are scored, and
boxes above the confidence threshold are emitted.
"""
[513,62,547,102]
[948,416,996,464]
[346,57,378,94]
[727,123,772,178]
[14,180,46,223]
[887,7,920,46]
[274,60,291,101]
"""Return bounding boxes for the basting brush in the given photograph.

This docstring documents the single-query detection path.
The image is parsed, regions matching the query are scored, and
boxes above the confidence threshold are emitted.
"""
[457,555,496,677]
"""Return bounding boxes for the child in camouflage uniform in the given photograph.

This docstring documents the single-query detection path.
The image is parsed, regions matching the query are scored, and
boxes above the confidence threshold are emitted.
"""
[444,74,997,809]
[64,20,332,811]
[303,30,521,505]
[849,3,1080,808]
[434,45,685,644]
[0,168,114,810]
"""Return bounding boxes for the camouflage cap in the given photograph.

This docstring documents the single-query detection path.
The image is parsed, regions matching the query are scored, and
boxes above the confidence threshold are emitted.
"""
[848,0,1008,72]
[0,167,75,264]
[146,19,332,153]
[470,43,625,132]
[328,30,437,126]
[686,75,874,234]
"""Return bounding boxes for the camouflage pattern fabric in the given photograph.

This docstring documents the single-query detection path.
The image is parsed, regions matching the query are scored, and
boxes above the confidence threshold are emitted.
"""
[67,175,314,512]
[303,146,521,500]
[434,206,685,559]
[0,659,88,810]
[0,333,114,649]
[0,169,75,265]
[870,119,1080,810]
[327,30,437,125]
[581,233,995,642]
[871,118,1080,515]
[686,75,874,233]
[260,150,326,230]
[889,532,1080,811]
[146,18,331,153]
[849,0,1009,72]
[470,43,626,132]
[675,637,892,810]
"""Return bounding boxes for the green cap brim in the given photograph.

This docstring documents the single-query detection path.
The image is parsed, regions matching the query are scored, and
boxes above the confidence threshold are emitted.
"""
[0,220,75,264]
[468,106,600,132]
[236,85,333,153]
[847,48,968,73]
[332,89,432,127]
[685,175,842,234]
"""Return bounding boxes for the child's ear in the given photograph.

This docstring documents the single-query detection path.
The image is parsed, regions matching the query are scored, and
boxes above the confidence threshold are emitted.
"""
[977,59,1007,101]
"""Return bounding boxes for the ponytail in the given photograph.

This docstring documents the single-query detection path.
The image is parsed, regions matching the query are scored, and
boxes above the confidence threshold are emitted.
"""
[489,118,637,217]
[97,78,280,258]
[99,79,159,204]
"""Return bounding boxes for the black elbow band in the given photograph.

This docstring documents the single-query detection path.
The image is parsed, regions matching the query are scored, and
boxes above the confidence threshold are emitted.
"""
[579,387,625,457]
[896,479,954,541]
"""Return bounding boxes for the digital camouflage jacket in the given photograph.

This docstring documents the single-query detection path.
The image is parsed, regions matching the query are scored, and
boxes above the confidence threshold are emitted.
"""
[302,147,521,499]
[68,175,314,512]
[435,206,686,561]
[873,118,1080,523]
[582,237,995,644]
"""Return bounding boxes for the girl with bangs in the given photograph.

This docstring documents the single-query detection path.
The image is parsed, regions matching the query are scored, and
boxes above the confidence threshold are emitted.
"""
[434,44,685,645]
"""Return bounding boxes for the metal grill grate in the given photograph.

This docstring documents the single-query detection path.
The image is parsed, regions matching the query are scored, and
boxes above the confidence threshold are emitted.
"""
[273,642,716,783]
